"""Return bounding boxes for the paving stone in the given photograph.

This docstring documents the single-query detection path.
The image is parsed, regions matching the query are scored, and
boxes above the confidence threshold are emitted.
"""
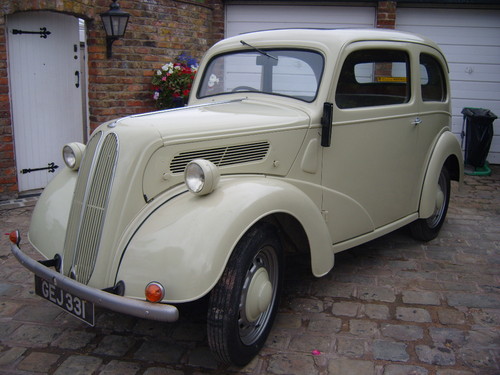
[289,333,332,353]
[381,323,423,341]
[363,304,390,320]
[331,301,361,317]
[51,330,96,350]
[402,290,441,305]
[17,351,60,372]
[328,357,375,375]
[349,319,378,337]
[0,346,26,366]
[373,340,409,362]
[459,347,498,369]
[396,307,432,323]
[383,364,429,375]
[53,355,102,375]
[289,297,324,313]
[134,339,185,364]
[435,370,475,375]
[266,352,318,374]
[98,360,141,375]
[93,334,136,356]
[14,304,62,323]
[187,347,218,369]
[311,280,355,298]
[447,292,500,309]
[307,316,342,334]
[437,308,467,325]
[336,336,365,358]
[358,286,396,302]
[429,327,466,347]
[143,368,184,375]
[415,345,455,366]
[9,324,64,347]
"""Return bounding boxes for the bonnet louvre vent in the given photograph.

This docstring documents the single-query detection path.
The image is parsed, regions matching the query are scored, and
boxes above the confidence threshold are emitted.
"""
[170,141,270,174]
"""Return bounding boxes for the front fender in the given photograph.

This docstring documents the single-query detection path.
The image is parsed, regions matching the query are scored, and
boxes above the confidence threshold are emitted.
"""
[28,167,77,259]
[419,131,463,218]
[117,177,333,303]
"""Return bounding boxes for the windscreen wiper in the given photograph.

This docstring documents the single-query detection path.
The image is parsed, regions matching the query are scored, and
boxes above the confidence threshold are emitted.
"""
[240,40,278,61]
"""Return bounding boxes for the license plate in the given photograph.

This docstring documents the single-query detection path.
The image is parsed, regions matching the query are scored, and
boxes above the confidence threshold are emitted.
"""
[35,275,95,326]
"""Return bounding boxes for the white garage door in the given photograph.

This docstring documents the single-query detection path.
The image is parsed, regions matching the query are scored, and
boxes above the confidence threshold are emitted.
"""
[397,8,500,164]
[226,4,375,37]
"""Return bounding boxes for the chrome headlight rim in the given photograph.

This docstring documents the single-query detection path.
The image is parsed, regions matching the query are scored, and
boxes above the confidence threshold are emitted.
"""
[62,142,85,171]
[184,159,220,196]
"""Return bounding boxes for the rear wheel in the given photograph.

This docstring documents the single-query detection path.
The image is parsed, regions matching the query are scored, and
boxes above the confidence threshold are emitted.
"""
[207,223,283,366]
[410,167,450,241]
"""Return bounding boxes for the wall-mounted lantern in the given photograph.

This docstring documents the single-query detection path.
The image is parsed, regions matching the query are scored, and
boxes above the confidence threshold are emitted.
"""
[100,0,130,58]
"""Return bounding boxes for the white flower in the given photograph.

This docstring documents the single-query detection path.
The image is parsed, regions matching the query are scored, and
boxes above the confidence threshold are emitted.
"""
[208,74,219,88]
[162,63,174,73]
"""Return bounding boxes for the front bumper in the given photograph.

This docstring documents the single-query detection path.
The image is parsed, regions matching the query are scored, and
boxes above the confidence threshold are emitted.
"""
[11,243,179,323]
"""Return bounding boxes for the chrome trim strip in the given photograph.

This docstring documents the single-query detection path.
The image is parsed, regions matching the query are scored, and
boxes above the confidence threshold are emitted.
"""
[11,244,179,322]
[108,98,246,127]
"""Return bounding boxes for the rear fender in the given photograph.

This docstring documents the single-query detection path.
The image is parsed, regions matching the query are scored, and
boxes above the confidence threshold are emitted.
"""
[117,177,332,303]
[419,131,463,218]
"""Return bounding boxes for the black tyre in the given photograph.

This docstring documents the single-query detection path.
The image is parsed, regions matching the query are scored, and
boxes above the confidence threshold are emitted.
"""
[410,167,450,241]
[207,223,284,366]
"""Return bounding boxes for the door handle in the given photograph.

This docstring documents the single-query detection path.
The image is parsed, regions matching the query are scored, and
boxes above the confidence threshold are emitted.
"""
[75,71,80,88]
[412,117,422,126]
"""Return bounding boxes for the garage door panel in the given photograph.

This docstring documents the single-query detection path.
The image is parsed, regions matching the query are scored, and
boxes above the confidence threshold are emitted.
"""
[410,27,499,47]
[451,82,500,99]
[226,5,375,37]
[444,45,500,64]
[450,65,500,84]
[397,7,500,164]
[397,8,499,28]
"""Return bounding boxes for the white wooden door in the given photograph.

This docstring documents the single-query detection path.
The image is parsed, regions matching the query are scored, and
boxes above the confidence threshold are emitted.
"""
[7,11,85,191]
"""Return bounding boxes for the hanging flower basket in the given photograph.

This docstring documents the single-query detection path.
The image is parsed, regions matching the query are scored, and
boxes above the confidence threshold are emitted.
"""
[152,53,198,109]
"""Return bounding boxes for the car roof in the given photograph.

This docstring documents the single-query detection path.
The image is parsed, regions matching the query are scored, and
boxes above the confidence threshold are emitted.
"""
[216,28,440,52]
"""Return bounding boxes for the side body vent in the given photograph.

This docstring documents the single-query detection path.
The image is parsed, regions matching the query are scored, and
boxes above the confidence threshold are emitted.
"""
[170,141,270,174]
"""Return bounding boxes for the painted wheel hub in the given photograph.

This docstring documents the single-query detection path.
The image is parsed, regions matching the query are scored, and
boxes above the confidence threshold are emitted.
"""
[245,267,273,322]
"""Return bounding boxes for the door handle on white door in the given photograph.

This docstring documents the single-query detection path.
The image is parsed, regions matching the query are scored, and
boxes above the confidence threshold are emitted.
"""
[412,117,422,126]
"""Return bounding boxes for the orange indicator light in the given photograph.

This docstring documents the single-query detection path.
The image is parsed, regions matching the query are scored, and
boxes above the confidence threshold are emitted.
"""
[145,282,165,303]
[5,230,21,246]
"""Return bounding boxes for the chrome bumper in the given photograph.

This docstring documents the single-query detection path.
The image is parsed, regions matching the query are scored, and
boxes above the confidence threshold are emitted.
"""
[10,244,179,322]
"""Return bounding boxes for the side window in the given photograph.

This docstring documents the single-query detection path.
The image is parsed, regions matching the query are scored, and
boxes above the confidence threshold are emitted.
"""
[420,53,447,102]
[335,49,410,109]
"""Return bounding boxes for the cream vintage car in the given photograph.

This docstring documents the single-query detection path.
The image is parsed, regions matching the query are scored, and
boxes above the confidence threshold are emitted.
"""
[9,29,463,365]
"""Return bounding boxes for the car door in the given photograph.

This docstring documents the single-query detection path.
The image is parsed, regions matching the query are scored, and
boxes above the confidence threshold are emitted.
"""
[414,47,451,183]
[321,42,421,244]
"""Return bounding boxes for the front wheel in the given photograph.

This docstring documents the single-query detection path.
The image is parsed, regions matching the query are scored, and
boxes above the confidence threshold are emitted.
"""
[207,223,284,366]
[410,166,450,241]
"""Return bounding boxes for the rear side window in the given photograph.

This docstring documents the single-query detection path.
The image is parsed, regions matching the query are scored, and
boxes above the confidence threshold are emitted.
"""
[335,49,410,109]
[420,53,447,102]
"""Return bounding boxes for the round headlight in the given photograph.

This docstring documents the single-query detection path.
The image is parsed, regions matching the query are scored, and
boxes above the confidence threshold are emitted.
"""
[62,142,85,171]
[184,159,220,196]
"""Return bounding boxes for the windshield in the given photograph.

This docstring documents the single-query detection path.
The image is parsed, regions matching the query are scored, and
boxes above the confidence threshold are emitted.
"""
[197,48,324,102]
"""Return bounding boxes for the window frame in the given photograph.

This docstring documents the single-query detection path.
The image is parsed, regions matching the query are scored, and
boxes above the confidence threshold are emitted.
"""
[335,48,412,110]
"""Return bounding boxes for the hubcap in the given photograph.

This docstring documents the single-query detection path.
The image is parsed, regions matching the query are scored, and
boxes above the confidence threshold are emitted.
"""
[245,268,273,322]
[427,171,447,228]
[238,245,278,345]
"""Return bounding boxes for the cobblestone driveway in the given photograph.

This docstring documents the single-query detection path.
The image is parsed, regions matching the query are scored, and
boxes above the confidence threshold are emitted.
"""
[1,167,499,375]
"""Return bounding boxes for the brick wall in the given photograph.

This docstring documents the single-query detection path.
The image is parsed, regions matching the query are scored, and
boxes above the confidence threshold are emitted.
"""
[377,1,397,29]
[0,0,223,199]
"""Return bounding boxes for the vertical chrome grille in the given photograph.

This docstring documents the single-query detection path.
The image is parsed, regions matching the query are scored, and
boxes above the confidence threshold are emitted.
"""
[63,132,118,284]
